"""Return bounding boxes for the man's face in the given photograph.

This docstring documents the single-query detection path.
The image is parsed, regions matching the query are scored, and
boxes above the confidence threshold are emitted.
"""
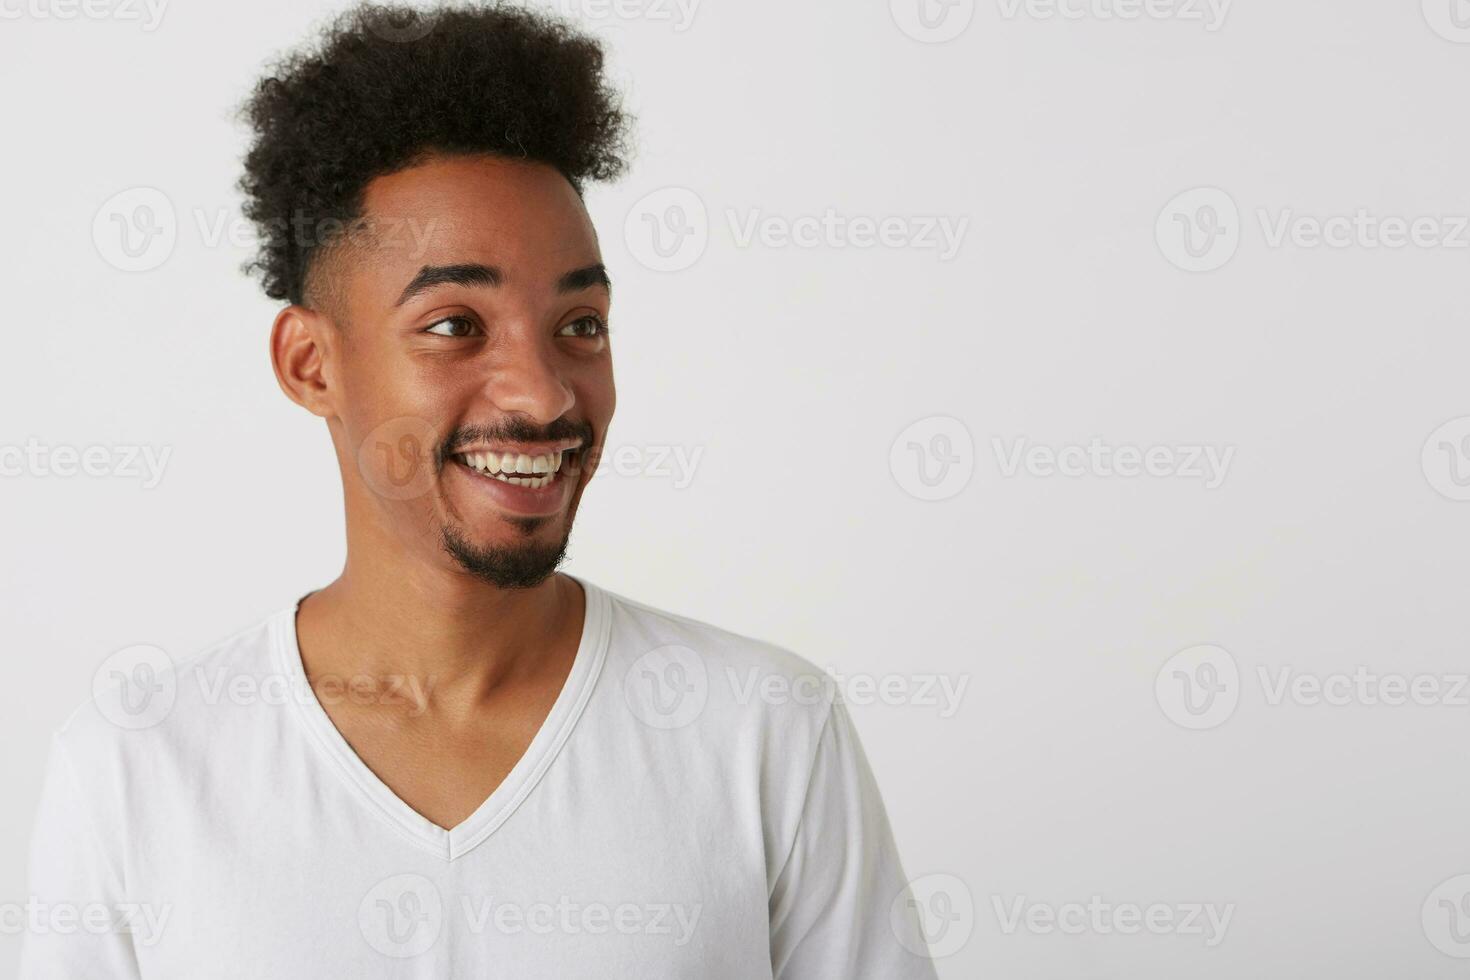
[318,154,615,588]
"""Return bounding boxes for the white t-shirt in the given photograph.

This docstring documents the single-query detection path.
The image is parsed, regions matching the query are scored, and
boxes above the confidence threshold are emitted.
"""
[20,577,938,978]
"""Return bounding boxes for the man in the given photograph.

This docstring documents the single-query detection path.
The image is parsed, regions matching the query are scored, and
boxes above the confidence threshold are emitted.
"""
[22,4,937,977]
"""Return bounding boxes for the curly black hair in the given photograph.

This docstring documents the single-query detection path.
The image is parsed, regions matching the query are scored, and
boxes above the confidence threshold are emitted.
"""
[237,2,632,306]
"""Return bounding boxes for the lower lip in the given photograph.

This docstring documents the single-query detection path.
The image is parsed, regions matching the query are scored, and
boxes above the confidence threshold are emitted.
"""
[448,457,575,518]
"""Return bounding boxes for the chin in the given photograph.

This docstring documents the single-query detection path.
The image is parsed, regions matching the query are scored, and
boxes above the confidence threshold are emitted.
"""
[439,523,571,590]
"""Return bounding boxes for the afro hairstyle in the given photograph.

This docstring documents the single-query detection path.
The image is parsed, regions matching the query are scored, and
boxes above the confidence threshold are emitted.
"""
[237,2,632,306]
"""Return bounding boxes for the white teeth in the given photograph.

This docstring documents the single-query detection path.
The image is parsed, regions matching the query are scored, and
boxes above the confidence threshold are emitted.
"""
[459,451,564,489]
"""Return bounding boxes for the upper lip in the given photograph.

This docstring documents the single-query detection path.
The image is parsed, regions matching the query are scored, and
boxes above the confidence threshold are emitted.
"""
[451,439,584,458]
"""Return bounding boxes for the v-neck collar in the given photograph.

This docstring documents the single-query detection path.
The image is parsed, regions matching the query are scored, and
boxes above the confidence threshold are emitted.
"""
[270,575,611,862]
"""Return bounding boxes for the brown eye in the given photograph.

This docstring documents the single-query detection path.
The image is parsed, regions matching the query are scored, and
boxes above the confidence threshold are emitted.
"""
[557,314,608,339]
[424,316,479,338]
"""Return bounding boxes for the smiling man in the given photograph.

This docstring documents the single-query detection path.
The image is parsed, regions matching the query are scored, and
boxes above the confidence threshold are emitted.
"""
[20,4,937,978]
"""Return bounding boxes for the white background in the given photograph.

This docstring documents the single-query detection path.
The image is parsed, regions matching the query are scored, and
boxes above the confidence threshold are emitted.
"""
[3,0,1470,976]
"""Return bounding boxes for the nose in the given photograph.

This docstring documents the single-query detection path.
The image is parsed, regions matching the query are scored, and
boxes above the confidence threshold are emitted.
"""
[484,332,575,424]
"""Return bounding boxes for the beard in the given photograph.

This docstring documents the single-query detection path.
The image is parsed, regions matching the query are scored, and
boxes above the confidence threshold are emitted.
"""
[439,519,570,590]
[431,416,593,589]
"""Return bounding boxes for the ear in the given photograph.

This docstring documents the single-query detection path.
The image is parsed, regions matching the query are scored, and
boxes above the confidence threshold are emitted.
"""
[270,304,339,419]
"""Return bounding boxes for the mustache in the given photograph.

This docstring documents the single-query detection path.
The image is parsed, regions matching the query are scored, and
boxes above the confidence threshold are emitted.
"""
[436,417,594,468]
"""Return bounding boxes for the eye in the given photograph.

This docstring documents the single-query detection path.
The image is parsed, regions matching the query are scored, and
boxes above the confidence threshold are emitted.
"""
[423,315,481,338]
[557,314,609,339]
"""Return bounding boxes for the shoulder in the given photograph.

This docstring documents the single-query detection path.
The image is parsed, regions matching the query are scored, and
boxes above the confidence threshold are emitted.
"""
[588,578,841,743]
[594,579,832,695]
[586,580,884,886]
[51,608,288,777]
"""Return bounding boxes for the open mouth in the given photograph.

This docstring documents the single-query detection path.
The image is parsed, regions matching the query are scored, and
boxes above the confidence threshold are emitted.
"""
[451,448,578,490]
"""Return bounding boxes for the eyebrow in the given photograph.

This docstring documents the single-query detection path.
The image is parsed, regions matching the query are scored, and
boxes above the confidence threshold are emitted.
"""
[556,264,612,295]
[394,262,611,306]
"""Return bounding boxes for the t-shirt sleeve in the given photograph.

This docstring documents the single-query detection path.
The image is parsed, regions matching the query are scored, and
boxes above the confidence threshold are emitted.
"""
[767,700,939,980]
[18,733,143,980]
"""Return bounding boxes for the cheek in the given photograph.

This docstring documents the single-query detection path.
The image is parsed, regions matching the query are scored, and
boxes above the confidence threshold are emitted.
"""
[351,414,442,504]
[336,346,459,502]
[577,360,616,428]
[343,344,462,429]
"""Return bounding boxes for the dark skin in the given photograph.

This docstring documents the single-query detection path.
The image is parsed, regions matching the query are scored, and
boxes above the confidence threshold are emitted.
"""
[270,154,615,830]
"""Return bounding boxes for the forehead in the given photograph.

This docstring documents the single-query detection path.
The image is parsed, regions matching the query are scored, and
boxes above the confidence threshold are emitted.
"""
[351,154,601,283]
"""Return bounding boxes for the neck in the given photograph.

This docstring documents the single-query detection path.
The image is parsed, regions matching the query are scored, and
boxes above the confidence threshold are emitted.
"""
[295,533,584,715]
